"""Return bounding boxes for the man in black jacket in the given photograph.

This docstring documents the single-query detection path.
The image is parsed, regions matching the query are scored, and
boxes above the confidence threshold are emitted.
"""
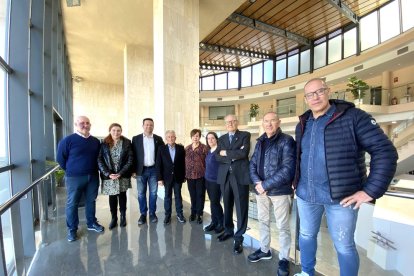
[215,114,251,255]
[293,78,398,276]
[248,112,296,276]
[156,130,186,225]
[131,118,164,225]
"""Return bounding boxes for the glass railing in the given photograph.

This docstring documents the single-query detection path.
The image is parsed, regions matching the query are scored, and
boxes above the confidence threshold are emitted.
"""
[246,179,413,276]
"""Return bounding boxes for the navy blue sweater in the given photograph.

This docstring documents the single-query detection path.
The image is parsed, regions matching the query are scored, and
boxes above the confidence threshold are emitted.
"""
[205,150,219,183]
[57,133,100,177]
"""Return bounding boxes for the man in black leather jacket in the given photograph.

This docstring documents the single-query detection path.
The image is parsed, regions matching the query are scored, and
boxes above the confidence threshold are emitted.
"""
[248,112,296,276]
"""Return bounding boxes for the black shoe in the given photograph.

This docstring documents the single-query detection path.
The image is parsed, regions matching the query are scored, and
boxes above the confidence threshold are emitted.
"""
[163,216,171,225]
[233,241,243,254]
[189,214,196,222]
[277,259,290,276]
[87,222,105,233]
[204,223,216,232]
[150,214,158,223]
[67,231,77,242]
[109,217,118,230]
[138,215,146,225]
[196,215,203,224]
[177,214,186,223]
[247,248,272,262]
[214,225,224,234]
[217,232,233,242]
[120,212,126,227]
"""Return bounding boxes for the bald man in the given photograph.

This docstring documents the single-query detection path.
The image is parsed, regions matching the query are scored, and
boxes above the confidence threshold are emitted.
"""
[57,116,104,242]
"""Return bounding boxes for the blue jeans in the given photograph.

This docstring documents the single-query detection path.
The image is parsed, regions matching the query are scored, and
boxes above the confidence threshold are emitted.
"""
[136,167,158,216]
[65,174,99,232]
[297,196,359,276]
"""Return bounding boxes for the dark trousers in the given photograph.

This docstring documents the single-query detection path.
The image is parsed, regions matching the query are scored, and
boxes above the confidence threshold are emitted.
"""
[65,174,99,231]
[221,173,249,242]
[205,179,223,225]
[109,191,127,214]
[164,181,183,216]
[187,177,206,216]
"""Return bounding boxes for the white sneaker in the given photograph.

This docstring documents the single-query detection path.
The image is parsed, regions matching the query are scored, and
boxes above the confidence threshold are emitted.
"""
[294,272,310,276]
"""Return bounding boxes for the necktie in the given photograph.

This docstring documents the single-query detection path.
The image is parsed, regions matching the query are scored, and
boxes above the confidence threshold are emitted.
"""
[229,134,233,144]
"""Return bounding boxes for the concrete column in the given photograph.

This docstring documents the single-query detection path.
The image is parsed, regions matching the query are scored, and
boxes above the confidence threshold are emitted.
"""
[124,45,154,138]
[382,71,391,106]
[153,0,199,145]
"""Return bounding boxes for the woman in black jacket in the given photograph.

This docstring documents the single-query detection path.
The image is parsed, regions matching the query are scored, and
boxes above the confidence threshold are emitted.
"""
[98,123,133,229]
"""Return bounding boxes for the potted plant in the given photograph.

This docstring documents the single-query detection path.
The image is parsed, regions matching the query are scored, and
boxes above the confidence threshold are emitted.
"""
[346,76,369,104]
[249,103,259,122]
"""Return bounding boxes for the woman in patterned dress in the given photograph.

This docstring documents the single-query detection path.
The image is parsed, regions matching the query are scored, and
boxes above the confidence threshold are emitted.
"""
[185,129,208,224]
[98,123,133,229]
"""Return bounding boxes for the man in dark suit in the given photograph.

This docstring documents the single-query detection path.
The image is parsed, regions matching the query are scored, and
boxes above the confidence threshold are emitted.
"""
[215,114,251,254]
[132,118,164,225]
[156,130,186,225]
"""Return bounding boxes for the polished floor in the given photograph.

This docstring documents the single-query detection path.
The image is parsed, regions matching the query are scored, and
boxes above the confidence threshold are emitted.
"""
[28,187,306,276]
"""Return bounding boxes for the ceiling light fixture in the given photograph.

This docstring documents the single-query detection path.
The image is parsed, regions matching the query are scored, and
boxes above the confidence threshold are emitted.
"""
[249,0,257,3]
[66,0,81,7]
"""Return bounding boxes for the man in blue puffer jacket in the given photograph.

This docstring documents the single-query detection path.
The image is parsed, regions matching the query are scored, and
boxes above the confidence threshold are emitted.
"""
[293,78,398,276]
[248,112,296,276]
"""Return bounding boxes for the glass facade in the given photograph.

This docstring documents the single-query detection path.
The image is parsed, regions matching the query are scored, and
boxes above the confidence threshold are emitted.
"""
[199,2,413,93]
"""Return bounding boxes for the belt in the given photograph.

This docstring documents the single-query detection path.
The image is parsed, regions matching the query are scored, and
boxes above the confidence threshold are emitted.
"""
[144,165,155,169]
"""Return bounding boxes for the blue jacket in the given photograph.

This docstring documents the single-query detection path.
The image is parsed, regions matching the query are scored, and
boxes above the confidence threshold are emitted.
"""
[250,129,296,196]
[293,100,398,200]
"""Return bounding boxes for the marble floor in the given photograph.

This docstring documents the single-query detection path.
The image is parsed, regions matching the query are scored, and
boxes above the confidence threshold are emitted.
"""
[27,188,307,276]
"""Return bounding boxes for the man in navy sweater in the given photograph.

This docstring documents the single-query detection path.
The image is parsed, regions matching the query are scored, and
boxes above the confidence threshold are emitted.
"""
[57,116,104,242]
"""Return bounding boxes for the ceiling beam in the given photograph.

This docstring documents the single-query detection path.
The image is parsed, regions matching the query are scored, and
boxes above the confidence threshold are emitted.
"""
[199,63,239,72]
[326,0,358,24]
[227,13,310,46]
[199,42,274,60]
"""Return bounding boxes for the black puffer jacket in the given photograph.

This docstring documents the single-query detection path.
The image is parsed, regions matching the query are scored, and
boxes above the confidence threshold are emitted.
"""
[293,100,398,200]
[249,129,296,196]
[98,137,133,180]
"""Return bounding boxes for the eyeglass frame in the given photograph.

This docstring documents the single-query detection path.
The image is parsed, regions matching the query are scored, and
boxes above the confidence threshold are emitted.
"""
[304,87,328,100]
[225,119,238,125]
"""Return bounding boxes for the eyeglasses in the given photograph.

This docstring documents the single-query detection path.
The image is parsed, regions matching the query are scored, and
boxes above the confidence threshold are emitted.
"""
[304,88,327,100]
[225,120,237,125]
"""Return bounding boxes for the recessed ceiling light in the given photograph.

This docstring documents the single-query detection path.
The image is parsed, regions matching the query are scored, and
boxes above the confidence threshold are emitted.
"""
[391,121,397,124]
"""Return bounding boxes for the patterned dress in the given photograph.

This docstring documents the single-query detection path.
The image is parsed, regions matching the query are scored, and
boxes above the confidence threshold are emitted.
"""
[102,140,132,195]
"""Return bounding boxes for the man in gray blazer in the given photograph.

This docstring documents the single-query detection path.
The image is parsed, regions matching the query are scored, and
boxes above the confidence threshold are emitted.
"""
[215,114,251,255]
[132,118,164,225]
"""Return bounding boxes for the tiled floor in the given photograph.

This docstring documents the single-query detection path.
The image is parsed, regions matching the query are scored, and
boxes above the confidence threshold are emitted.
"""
[28,188,307,276]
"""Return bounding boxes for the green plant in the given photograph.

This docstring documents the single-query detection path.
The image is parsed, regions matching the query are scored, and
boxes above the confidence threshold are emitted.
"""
[346,76,369,100]
[46,160,65,186]
[249,103,259,118]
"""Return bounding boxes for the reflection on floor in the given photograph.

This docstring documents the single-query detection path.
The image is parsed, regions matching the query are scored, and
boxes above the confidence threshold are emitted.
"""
[28,188,309,276]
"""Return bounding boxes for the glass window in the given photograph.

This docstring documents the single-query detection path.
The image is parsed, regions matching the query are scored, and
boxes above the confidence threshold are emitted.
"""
[228,71,238,89]
[300,49,310,74]
[252,63,263,85]
[215,73,227,90]
[263,60,273,83]
[276,59,286,81]
[241,66,251,87]
[344,28,357,58]
[287,54,299,77]
[360,11,379,51]
[380,1,400,42]
[314,42,326,69]
[0,0,10,59]
[328,35,342,64]
[401,0,414,31]
[202,75,214,90]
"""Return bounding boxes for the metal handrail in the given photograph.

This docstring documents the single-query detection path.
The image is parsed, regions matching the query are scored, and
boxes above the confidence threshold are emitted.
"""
[0,164,60,216]
[384,190,414,200]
